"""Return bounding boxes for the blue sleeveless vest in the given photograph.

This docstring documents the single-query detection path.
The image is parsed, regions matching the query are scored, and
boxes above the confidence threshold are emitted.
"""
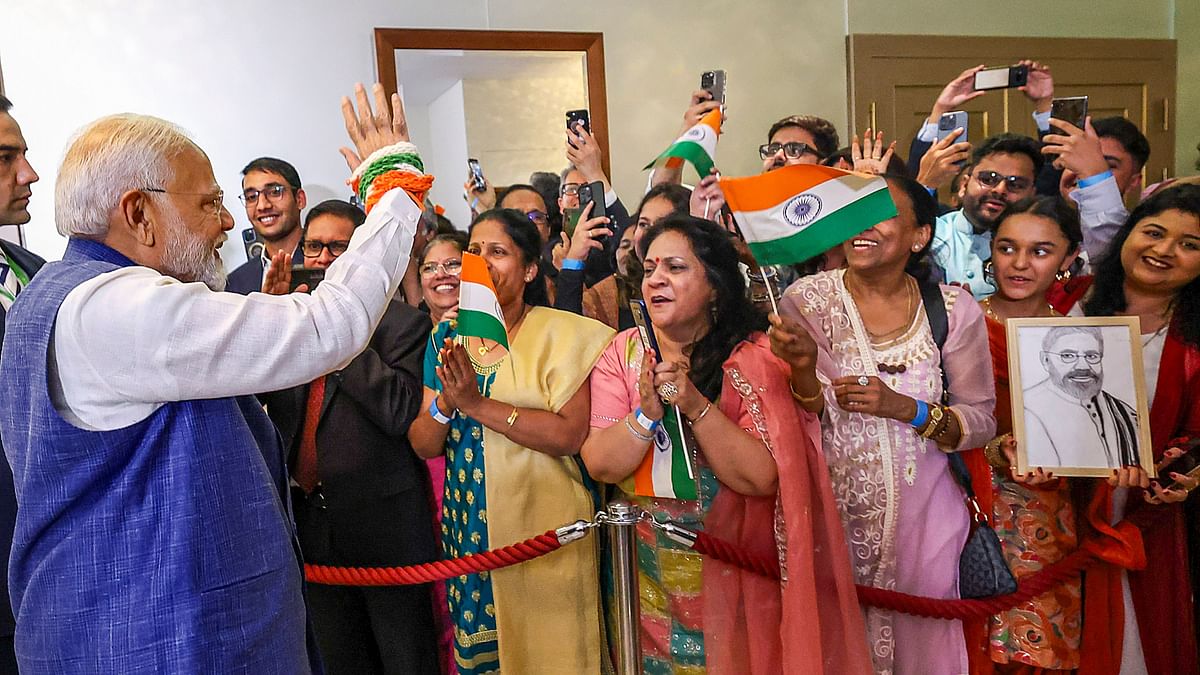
[0,239,315,673]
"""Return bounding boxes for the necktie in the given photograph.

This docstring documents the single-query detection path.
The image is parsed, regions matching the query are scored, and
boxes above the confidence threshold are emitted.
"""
[294,375,326,493]
[0,260,19,312]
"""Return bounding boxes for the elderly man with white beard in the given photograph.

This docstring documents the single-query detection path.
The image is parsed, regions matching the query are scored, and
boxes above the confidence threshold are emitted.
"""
[1023,325,1140,469]
[0,83,422,674]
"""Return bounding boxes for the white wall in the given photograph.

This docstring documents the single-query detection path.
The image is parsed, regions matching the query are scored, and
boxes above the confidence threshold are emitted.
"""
[1,0,1194,264]
[425,81,472,229]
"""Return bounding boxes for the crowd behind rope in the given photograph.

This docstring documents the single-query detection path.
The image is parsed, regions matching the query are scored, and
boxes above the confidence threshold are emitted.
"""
[0,55,1196,675]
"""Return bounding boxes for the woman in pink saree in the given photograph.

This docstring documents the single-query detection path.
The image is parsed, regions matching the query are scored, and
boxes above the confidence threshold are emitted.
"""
[582,215,871,673]
[774,176,997,674]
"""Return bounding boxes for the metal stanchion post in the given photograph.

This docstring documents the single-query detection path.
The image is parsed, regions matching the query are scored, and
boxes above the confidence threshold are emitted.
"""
[607,500,642,675]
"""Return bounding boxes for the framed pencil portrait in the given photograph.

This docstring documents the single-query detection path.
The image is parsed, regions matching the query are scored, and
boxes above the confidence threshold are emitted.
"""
[1006,316,1156,478]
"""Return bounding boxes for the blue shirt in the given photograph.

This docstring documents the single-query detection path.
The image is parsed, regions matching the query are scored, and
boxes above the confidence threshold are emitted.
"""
[931,209,995,299]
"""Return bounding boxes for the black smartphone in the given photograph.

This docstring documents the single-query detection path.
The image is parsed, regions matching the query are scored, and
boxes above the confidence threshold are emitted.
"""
[1050,96,1089,130]
[936,110,969,145]
[566,109,591,149]
[242,228,265,262]
[630,300,662,362]
[700,69,727,105]
[577,180,607,226]
[973,64,1029,91]
[1152,438,1200,492]
[288,265,325,293]
[467,158,486,192]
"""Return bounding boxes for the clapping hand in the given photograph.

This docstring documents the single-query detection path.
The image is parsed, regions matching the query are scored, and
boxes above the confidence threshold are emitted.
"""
[339,82,410,175]
[636,350,665,423]
[436,339,483,415]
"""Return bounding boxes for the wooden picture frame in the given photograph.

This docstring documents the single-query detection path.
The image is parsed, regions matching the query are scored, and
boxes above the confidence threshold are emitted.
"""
[1006,316,1155,478]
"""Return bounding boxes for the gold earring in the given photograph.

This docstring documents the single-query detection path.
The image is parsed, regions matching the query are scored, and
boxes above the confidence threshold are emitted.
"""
[1056,269,1072,282]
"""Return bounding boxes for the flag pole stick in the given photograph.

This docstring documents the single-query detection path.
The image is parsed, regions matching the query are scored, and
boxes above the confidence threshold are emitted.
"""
[764,269,781,317]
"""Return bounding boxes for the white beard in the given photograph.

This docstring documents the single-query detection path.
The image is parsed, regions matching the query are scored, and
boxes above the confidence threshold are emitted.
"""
[161,219,227,292]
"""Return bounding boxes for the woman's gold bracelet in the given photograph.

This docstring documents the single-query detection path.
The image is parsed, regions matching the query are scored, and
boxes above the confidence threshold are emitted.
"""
[789,381,824,405]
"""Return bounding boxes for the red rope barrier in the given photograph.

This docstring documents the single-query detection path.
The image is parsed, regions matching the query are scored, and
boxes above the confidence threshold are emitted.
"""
[305,529,564,586]
[694,529,1098,620]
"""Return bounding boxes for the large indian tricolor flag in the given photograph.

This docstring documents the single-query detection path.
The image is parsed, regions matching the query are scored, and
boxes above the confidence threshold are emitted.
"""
[720,164,897,266]
[643,108,721,178]
[456,252,508,349]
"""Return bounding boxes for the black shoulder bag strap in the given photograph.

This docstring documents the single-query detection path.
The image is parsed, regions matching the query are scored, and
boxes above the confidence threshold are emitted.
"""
[918,281,978,509]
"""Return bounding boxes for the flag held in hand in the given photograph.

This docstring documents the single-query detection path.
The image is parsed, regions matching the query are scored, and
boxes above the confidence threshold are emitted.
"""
[456,252,509,351]
[644,108,722,178]
[720,165,897,266]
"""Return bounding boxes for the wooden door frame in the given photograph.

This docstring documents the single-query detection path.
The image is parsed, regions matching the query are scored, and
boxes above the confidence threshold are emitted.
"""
[374,28,610,176]
[847,34,1177,182]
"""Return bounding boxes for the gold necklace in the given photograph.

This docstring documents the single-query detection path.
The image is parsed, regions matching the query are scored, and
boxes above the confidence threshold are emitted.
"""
[861,277,916,341]
[476,339,501,357]
[982,296,1056,322]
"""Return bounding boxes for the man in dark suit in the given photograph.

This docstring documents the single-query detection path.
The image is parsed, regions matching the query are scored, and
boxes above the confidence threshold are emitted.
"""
[226,157,307,294]
[0,93,44,674]
[259,199,439,675]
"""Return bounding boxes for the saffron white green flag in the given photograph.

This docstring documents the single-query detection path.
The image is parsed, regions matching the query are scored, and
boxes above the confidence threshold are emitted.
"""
[456,252,508,349]
[644,108,721,178]
[720,164,897,266]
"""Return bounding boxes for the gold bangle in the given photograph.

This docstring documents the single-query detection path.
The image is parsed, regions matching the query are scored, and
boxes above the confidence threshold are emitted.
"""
[689,401,713,424]
[984,434,1012,469]
[789,381,824,405]
[506,407,519,427]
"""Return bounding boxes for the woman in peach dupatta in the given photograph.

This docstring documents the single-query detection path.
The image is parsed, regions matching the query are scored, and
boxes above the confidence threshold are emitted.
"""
[582,215,870,673]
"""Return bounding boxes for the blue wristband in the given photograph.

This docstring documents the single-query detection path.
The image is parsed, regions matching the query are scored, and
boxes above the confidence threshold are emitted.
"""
[562,258,585,271]
[634,408,660,433]
[1076,170,1113,189]
[925,186,938,197]
[910,400,929,428]
[429,399,452,425]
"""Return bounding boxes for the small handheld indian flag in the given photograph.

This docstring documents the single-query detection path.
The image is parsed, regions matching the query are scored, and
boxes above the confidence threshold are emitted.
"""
[720,165,897,266]
[456,252,508,350]
[628,414,697,501]
[643,108,721,178]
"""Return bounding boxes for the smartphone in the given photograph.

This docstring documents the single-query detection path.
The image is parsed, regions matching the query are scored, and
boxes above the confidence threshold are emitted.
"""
[288,265,325,293]
[1152,438,1200,492]
[467,158,486,192]
[563,207,582,238]
[700,69,727,105]
[565,109,591,135]
[936,111,969,145]
[973,64,1029,91]
[242,228,265,262]
[630,300,662,362]
[1050,96,1089,130]
[577,180,607,226]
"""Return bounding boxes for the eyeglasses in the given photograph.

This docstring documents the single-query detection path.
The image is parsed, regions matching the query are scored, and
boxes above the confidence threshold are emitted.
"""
[560,183,582,197]
[524,210,549,226]
[239,184,291,205]
[301,240,350,257]
[1044,350,1102,365]
[143,188,224,216]
[758,142,823,161]
[974,170,1032,193]
[419,259,463,277]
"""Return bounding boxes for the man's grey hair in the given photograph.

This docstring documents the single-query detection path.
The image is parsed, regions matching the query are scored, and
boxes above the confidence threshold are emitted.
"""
[55,114,196,239]
[560,165,580,184]
[1041,325,1104,354]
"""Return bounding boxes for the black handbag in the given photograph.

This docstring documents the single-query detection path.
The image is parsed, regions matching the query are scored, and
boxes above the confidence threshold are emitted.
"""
[920,281,1018,599]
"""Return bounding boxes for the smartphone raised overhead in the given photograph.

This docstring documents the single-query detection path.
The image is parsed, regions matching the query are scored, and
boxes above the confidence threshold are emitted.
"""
[467,158,486,192]
[973,64,1029,91]
[936,111,969,145]
[1050,96,1089,130]
[700,69,726,105]
[565,109,590,135]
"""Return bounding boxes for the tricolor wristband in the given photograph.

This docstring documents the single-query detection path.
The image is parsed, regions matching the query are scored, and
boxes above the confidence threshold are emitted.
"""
[910,400,929,428]
[634,408,660,433]
[429,399,453,425]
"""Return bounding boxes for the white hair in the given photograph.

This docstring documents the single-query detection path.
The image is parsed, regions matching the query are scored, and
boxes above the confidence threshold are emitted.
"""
[55,113,195,238]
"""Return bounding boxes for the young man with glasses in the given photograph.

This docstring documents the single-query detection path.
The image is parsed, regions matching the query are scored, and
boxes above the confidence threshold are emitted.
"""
[227,156,307,294]
[260,197,441,674]
[931,133,1042,298]
[759,115,840,173]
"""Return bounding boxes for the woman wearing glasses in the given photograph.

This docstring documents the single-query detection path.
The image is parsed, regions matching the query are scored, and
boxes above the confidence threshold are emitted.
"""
[409,208,614,675]
[772,175,996,675]
[1052,184,1200,674]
